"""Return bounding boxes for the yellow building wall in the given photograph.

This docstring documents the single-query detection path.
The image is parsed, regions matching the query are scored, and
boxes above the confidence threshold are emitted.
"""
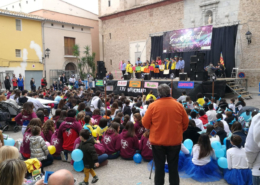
[0,15,43,71]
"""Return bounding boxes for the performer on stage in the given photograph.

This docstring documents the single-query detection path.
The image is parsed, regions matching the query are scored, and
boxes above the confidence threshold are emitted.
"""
[175,57,180,77]
[170,57,176,77]
[164,58,171,79]
[156,56,162,65]
[150,60,155,79]
[205,63,217,78]
[136,57,142,65]
[179,57,185,73]
[121,60,126,76]
[154,62,160,79]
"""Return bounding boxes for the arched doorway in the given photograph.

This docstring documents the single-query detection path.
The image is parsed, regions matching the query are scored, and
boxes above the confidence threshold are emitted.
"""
[65,62,76,71]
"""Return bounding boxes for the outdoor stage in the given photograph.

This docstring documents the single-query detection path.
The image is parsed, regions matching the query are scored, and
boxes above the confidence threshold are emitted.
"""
[95,78,229,101]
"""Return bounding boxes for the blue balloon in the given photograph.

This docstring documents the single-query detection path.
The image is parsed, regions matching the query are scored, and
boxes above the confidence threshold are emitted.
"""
[4,138,15,146]
[133,154,142,164]
[71,149,83,162]
[214,149,225,158]
[183,139,193,150]
[73,160,84,172]
[218,157,228,169]
[211,141,221,150]
[223,138,227,146]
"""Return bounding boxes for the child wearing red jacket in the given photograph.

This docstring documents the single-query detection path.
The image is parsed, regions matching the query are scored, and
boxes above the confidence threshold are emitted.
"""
[50,120,63,160]
[133,113,145,140]
[102,122,121,159]
[58,109,82,162]
[116,121,139,160]
[198,109,208,129]
[139,130,153,162]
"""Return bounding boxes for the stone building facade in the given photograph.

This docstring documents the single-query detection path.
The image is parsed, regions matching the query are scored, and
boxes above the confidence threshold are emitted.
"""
[99,0,260,87]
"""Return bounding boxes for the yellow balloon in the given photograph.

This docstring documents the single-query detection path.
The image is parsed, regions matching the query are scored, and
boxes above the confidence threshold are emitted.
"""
[48,145,56,155]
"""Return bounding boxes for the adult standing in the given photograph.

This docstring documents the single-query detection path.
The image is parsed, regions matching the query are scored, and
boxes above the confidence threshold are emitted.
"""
[17,74,24,91]
[69,75,76,87]
[30,78,36,92]
[143,84,189,185]
[4,76,11,91]
[179,57,185,73]
[121,60,126,76]
[245,113,260,185]
[136,57,142,65]
[175,57,180,77]
[41,77,47,88]
[88,74,94,89]
[90,91,103,112]
[60,73,67,85]
[12,75,17,90]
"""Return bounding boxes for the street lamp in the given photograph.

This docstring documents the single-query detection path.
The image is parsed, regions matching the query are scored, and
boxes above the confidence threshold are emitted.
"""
[45,48,51,58]
[245,31,252,44]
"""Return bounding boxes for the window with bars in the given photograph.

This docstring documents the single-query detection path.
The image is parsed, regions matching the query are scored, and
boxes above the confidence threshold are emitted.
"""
[16,19,21,31]
[15,49,21,57]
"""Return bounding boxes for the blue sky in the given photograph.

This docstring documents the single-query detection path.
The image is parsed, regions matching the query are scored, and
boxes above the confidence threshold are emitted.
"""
[0,0,98,14]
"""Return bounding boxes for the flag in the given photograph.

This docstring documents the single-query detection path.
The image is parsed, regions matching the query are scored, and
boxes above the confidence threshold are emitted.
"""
[220,52,224,66]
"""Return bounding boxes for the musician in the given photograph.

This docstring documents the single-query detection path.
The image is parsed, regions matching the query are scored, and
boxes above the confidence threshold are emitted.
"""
[179,57,185,73]
[216,62,225,77]
[205,63,217,77]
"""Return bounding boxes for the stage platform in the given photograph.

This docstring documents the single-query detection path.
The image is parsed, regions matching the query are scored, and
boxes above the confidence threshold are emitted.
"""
[113,77,237,82]
[95,78,229,101]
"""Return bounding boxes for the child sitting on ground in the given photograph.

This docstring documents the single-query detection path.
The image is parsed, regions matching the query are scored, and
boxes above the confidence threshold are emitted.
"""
[41,120,54,143]
[102,122,121,159]
[224,135,252,185]
[190,110,204,130]
[50,120,63,160]
[84,116,93,133]
[139,129,153,162]
[182,133,222,182]
[117,121,139,160]
[77,111,86,126]
[133,113,145,140]
[78,129,99,185]
[29,126,53,172]
[58,109,82,162]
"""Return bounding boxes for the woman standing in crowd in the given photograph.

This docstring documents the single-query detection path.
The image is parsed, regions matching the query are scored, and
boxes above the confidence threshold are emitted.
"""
[4,76,11,91]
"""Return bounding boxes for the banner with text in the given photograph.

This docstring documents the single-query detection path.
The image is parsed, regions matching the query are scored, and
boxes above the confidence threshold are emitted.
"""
[144,82,158,89]
[163,25,213,53]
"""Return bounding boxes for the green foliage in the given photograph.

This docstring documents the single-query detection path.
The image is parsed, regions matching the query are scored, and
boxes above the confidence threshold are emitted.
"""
[72,45,96,79]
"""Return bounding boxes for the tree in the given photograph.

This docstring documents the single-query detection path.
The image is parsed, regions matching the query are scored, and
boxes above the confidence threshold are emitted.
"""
[72,45,96,80]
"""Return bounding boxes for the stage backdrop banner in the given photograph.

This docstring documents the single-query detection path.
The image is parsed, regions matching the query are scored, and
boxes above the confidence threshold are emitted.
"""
[144,82,158,89]
[163,25,213,53]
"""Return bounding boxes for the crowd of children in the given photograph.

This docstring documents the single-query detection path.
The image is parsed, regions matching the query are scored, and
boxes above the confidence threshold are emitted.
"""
[0,84,255,185]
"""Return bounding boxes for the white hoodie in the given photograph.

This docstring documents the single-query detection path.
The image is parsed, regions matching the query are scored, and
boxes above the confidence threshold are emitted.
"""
[245,113,260,176]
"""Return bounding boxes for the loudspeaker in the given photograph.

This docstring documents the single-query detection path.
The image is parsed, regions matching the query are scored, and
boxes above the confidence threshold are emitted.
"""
[144,74,151,80]
[190,62,197,72]
[195,71,208,81]
[190,72,196,81]
[97,61,107,79]
[180,73,187,81]
[190,55,197,63]
[196,61,205,72]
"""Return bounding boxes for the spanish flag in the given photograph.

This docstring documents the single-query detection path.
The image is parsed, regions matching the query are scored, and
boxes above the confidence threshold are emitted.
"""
[220,52,224,66]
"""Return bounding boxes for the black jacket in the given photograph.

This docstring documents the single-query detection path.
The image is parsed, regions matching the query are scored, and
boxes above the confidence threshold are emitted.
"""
[214,126,227,144]
[30,80,35,87]
[60,76,67,83]
[183,126,201,145]
[78,137,98,168]
[4,79,11,89]
[19,96,28,104]
[123,105,131,116]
